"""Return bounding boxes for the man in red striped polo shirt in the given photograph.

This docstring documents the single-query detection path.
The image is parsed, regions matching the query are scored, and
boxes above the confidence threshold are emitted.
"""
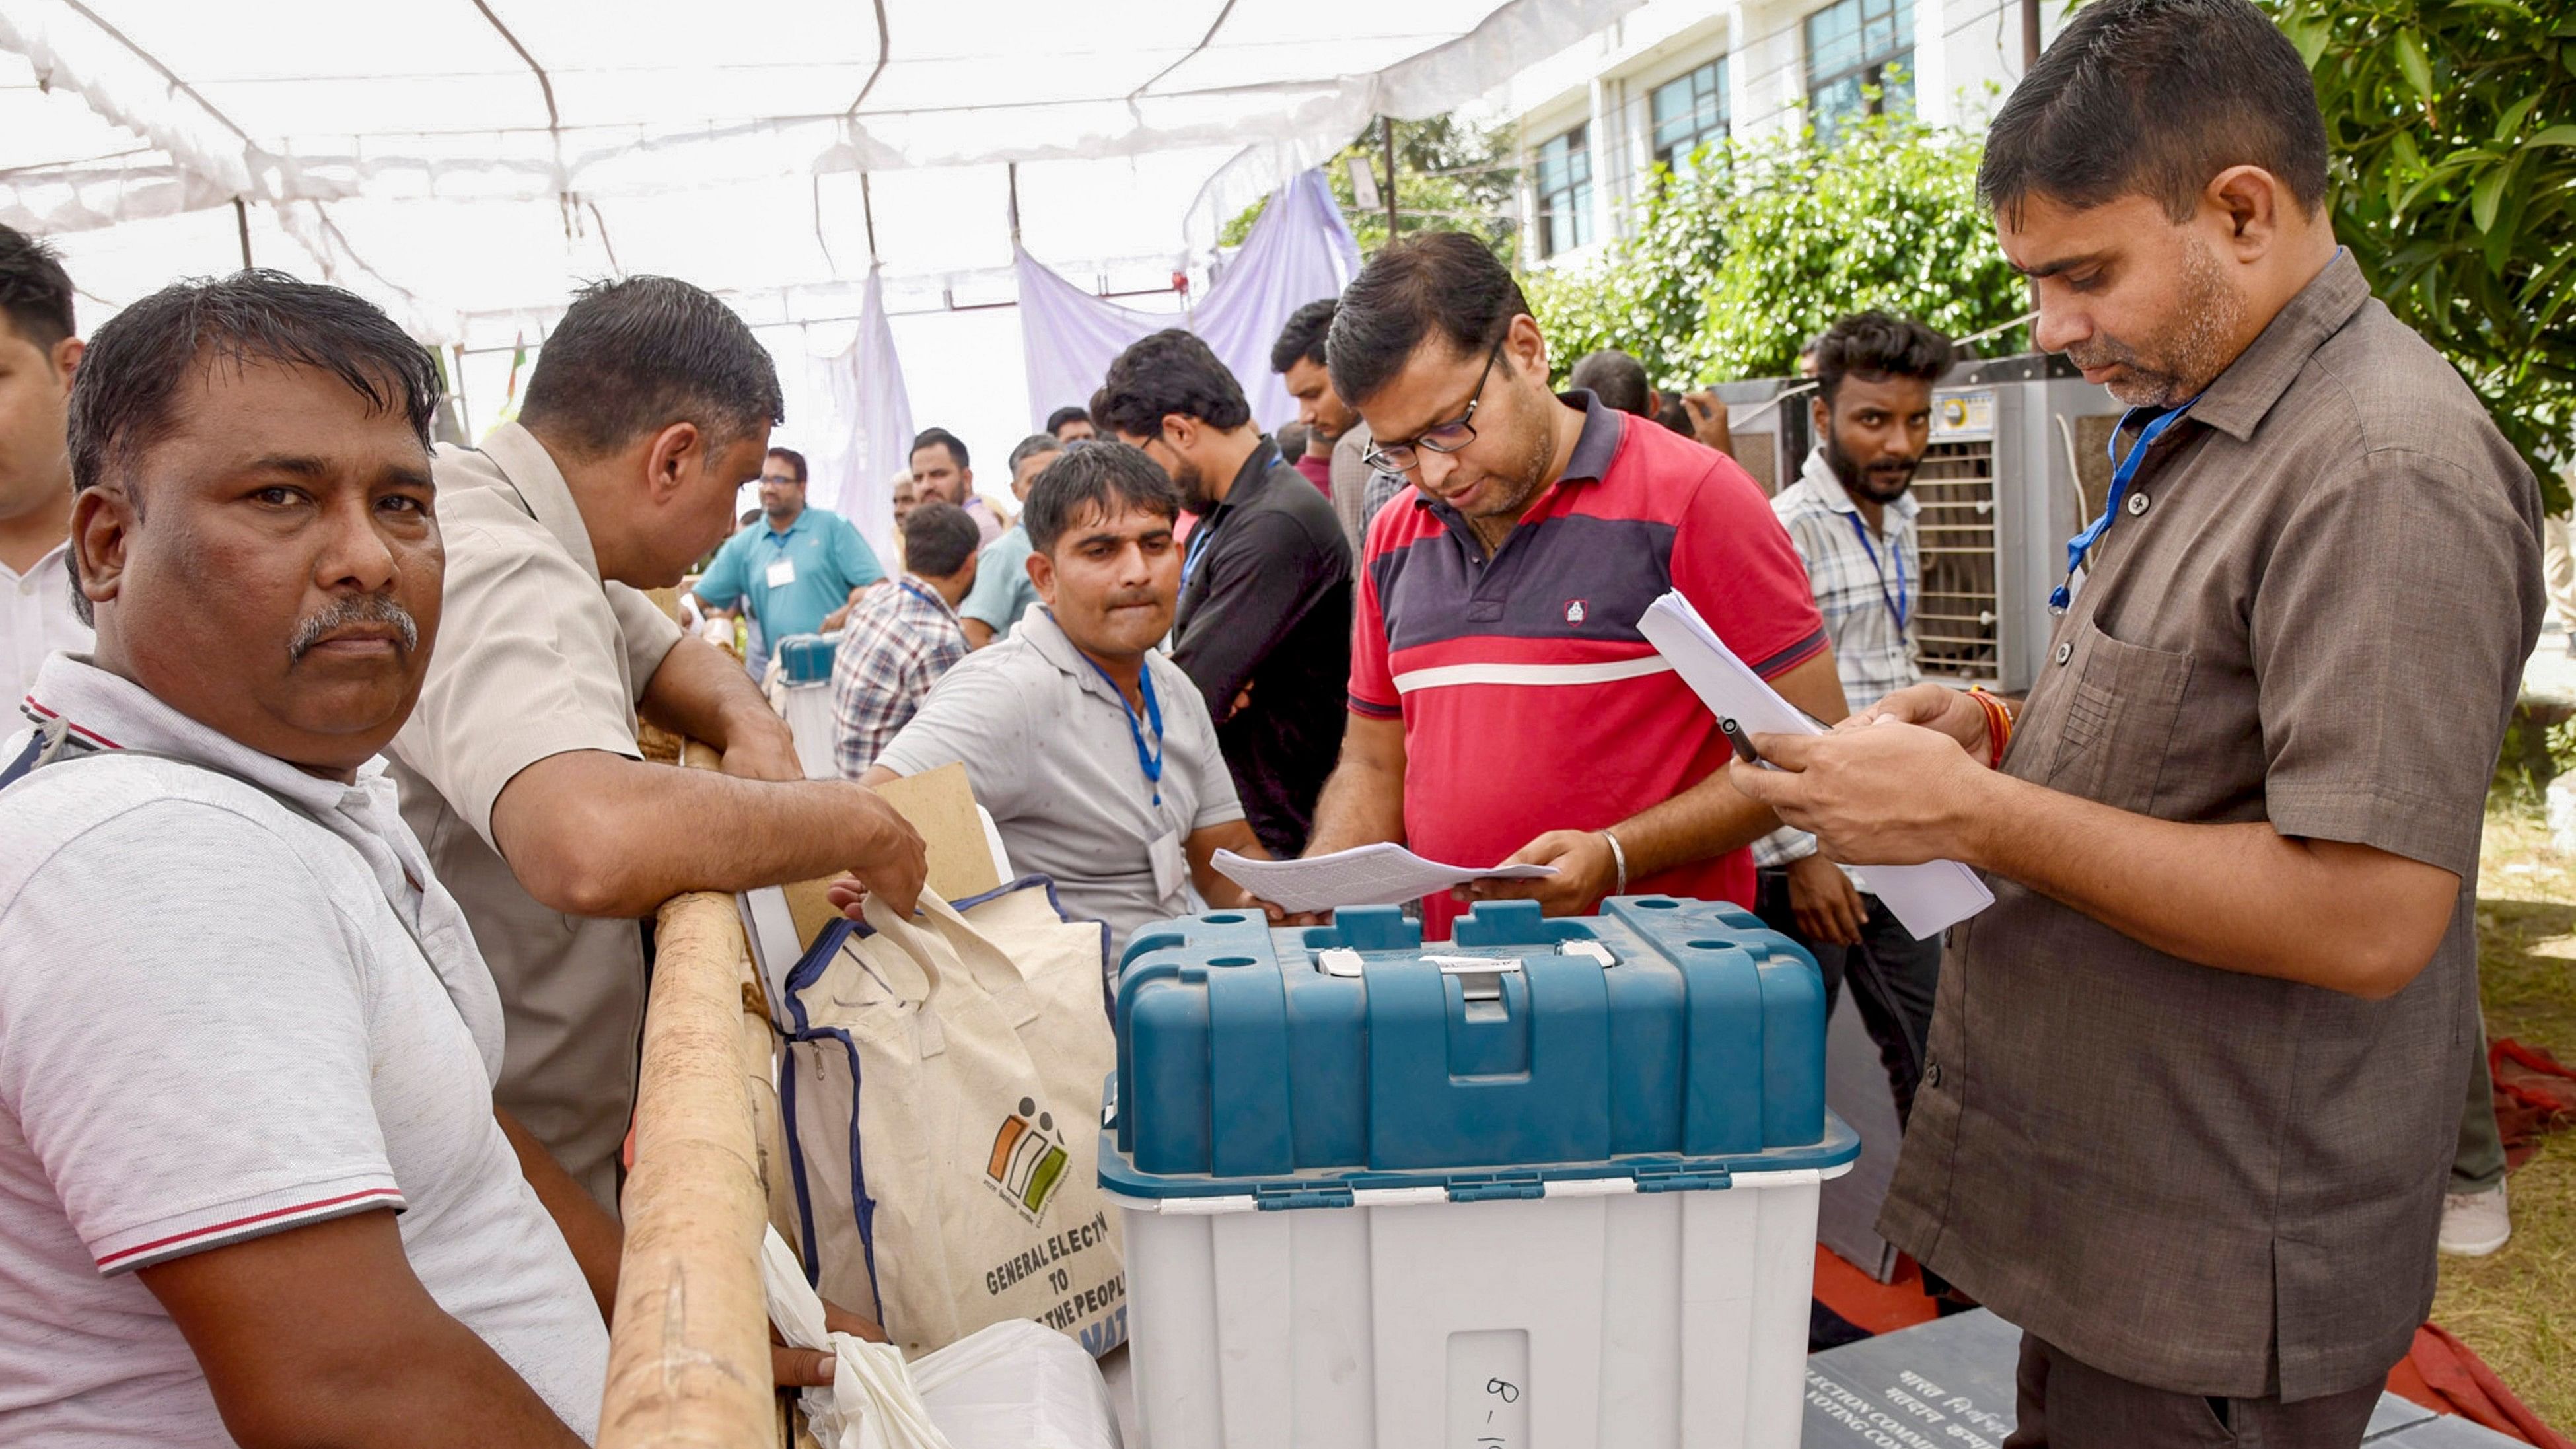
[1300,232,1846,940]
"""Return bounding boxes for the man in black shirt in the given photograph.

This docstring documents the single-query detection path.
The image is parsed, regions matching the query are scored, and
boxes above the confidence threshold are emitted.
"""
[1092,330,1351,855]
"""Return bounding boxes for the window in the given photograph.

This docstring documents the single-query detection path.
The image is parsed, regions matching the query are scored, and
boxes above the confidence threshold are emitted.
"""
[1534,124,1593,258]
[1650,59,1729,172]
[1805,0,1915,145]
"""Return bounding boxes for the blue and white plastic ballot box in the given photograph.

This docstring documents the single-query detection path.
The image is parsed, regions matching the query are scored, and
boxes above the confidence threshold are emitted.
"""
[773,632,837,685]
[1101,896,1859,1448]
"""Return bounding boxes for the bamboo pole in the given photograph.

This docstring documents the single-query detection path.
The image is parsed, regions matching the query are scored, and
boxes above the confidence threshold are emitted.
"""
[598,741,775,1449]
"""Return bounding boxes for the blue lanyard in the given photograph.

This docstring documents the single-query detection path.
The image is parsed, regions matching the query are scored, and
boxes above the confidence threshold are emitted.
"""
[1082,653,1164,806]
[1182,525,1216,590]
[2050,395,2201,612]
[1844,512,1908,633]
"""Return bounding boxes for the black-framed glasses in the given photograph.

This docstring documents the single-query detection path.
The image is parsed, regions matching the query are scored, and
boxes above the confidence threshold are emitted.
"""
[1363,336,1507,473]
[758,473,801,486]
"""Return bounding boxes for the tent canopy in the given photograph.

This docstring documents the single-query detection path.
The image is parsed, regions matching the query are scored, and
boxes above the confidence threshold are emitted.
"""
[1,0,1633,343]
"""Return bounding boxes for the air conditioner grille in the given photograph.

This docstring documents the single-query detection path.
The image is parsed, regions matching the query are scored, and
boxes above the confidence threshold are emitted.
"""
[1911,440,2001,685]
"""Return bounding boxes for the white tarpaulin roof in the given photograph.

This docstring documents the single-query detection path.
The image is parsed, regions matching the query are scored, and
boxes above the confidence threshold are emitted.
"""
[0,0,1633,345]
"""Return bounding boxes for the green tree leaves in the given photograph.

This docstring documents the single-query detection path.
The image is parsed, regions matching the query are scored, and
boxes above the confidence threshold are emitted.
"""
[1220,116,1521,264]
[2268,0,2575,508]
[1523,111,2028,392]
[1522,4,2573,509]
[2395,30,2435,108]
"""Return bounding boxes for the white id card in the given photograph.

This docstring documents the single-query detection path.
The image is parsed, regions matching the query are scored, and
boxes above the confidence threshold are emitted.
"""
[2063,562,2088,608]
[766,557,798,588]
[1149,827,1186,901]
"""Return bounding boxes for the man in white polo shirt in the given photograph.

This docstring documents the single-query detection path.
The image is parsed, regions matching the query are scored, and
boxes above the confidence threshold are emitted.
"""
[0,273,608,1445]
[861,442,1278,952]
[0,225,90,701]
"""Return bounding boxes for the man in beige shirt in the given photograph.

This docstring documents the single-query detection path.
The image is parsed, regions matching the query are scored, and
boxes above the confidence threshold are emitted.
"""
[390,277,925,1210]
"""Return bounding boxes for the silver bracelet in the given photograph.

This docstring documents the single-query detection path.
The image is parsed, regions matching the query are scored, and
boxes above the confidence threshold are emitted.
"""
[1600,829,1629,897]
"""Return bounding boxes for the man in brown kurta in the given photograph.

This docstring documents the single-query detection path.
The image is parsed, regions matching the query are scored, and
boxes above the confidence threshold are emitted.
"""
[1731,1,2542,1444]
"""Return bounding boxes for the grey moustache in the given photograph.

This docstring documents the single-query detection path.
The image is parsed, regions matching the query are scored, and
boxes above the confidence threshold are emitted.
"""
[289,596,420,661]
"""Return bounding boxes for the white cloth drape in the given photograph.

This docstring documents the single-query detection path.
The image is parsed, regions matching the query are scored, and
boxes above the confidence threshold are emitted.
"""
[1013,251,1178,437]
[1014,170,1359,434]
[0,0,1644,345]
[814,266,914,557]
[1,1,1643,225]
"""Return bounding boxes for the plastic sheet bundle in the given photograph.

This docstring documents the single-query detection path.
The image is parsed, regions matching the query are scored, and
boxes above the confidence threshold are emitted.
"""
[762,1226,1124,1449]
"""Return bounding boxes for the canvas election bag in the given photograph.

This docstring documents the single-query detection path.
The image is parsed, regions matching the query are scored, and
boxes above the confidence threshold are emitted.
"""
[780,879,1125,1356]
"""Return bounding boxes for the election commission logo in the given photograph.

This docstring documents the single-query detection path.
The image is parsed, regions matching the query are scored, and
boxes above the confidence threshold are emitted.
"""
[984,1097,1071,1223]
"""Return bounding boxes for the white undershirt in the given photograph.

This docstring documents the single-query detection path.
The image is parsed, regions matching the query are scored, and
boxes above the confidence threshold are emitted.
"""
[0,539,91,705]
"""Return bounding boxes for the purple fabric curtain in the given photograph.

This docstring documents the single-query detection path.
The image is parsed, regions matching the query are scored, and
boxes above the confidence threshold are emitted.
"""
[1014,253,1174,435]
[1016,169,1359,435]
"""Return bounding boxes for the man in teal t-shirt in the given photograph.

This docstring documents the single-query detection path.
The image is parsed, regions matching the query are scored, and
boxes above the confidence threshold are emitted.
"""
[691,446,884,676]
[959,432,1063,647]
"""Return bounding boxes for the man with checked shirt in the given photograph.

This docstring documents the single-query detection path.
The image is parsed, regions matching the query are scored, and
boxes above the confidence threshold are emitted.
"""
[1753,310,1954,1124]
[830,499,980,777]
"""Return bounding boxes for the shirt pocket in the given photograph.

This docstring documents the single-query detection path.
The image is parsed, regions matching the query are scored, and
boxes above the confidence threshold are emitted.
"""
[2040,616,2194,815]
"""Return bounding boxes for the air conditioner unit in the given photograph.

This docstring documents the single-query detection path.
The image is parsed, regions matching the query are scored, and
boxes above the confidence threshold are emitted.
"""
[1919,354,2124,693]
[1707,377,1811,498]
[1713,358,2120,695]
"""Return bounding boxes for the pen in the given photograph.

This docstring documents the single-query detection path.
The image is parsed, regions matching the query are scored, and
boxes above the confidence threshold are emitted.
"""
[1720,717,1777,771]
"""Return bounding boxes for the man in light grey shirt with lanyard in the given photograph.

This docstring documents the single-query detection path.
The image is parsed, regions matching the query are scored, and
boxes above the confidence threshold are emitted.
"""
[863,442,1281,955]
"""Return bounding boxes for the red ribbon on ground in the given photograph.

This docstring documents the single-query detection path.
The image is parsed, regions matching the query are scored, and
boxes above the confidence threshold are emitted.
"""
[2407,1322,2575,1449]
[2491,1036,2576,1173]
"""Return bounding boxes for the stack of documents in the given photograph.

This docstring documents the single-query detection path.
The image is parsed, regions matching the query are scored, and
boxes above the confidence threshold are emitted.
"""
[1211,845,1556,915]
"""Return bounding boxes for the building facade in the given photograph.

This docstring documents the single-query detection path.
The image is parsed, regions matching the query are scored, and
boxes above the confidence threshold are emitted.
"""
[1499,0,2069,264]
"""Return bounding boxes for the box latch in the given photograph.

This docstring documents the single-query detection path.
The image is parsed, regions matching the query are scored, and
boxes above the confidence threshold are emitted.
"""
[1633,1162,1733,1193]
[1445,1172,1546,1203]
[1253,1182,1355,1211]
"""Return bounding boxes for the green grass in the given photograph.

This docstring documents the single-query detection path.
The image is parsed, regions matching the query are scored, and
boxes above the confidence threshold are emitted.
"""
[2434,803,2576,1429]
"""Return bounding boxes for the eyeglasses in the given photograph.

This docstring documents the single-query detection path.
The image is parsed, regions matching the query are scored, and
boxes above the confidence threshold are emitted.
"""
[1362,336,1507,473]
[758,474,800,486]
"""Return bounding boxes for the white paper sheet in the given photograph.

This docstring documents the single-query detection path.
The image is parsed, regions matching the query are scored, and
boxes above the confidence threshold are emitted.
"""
[1636,590,1995,938]
[1211,844,1558,915]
